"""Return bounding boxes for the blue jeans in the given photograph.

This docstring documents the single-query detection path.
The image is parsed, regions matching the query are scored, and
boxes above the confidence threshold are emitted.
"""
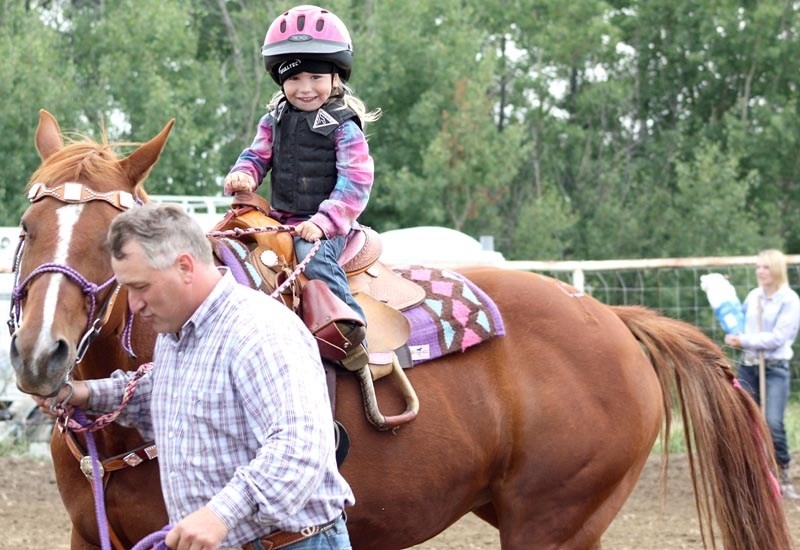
[737,361,792,466]
[248,516,351,550]
[294,235,366,323]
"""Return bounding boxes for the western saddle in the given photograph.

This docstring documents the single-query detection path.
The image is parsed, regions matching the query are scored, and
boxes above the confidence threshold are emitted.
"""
[210,192,423,430]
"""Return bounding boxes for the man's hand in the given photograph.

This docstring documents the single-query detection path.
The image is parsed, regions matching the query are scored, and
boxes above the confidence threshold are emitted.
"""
[32,381,90,418]
[165,506,229,550]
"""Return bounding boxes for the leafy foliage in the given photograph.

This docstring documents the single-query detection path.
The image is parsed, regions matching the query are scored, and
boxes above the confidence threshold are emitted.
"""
[3,0,799,262]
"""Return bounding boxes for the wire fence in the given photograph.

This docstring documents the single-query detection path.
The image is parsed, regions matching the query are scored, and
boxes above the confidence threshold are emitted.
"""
[503,255,800,394]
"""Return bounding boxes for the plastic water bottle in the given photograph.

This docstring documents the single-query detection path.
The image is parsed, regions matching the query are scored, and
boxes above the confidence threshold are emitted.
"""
[699,273,745,334]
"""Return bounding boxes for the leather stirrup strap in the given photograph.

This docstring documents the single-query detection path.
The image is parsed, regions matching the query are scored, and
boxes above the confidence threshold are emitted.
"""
[324,362,337,413]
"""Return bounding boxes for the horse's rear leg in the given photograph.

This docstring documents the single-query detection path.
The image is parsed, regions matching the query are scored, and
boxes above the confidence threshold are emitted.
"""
[492,463,644,550]
[496,511,604,550]
[472,503,498,528]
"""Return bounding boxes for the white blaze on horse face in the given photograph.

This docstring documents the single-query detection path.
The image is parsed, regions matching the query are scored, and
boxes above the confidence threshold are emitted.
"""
[34,204,85,358]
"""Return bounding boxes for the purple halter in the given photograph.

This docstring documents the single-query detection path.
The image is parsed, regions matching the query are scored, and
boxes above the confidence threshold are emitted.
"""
[9,182,142,364]
[9,259,125,363]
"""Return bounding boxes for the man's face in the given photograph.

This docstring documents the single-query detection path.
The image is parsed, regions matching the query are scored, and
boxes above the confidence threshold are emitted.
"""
[111,241,189,334]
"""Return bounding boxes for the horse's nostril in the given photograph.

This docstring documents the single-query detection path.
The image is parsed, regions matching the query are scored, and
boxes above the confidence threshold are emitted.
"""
[9,334,20,368]
[50,339,71,374]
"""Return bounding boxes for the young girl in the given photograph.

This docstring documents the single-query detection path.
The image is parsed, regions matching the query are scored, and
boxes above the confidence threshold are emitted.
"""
[224,5,380,332]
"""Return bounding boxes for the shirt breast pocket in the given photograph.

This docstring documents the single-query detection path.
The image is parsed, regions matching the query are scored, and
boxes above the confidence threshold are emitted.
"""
[190,390,228,441]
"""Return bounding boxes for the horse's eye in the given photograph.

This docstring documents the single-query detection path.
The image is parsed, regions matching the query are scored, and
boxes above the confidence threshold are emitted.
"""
[19,221,32,241]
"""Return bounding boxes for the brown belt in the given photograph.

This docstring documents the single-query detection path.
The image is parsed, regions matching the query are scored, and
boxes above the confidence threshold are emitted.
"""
[242,516,339,550]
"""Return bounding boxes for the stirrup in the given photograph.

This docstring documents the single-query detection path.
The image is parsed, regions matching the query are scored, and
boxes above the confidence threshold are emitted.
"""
[339,342,368,371]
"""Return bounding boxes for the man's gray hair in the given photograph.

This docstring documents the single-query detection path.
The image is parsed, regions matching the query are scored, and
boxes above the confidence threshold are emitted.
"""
[107,203,213,269]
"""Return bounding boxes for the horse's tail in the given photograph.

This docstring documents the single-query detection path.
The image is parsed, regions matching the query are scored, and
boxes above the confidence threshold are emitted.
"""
[612,305,793,550]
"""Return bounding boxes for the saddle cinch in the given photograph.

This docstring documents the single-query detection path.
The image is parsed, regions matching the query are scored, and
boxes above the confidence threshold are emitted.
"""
[210,191,423,431]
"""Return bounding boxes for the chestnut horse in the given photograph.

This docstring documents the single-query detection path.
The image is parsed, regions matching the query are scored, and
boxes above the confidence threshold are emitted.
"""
[9,110,793,550]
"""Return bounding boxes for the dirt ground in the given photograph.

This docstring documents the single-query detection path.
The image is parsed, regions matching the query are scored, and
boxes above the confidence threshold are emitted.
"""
[0,453,798,550]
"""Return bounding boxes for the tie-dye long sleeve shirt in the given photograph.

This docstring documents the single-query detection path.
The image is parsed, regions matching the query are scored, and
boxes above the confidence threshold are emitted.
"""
[229,111,374,238]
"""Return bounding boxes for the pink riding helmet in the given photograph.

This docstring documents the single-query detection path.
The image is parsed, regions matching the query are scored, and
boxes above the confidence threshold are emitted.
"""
[262,5,354,84]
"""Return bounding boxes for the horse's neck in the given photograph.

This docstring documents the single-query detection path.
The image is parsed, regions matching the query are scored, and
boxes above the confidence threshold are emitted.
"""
[76,324,155,381]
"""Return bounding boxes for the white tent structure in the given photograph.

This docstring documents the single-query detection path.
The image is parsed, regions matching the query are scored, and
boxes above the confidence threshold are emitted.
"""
[150,195,233,230]
[378,226,505,267]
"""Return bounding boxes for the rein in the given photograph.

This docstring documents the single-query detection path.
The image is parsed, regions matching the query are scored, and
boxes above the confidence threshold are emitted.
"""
[54,362,154,433]
[207,225,321,298]
[72,409,113,550]
[52,364,157,550]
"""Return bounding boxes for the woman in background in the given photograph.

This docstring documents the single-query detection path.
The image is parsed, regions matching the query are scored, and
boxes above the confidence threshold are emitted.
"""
[725,249,800,500]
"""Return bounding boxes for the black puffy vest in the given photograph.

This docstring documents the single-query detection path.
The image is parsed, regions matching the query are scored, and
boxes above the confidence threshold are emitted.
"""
[270,99,361,215]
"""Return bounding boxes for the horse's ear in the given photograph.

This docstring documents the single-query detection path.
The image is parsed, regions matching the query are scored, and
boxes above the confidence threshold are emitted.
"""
[119,119,175,186]
[35,109,64,161]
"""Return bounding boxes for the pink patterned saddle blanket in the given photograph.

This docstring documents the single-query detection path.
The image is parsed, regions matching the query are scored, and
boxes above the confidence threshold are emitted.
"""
[393,266,505,365]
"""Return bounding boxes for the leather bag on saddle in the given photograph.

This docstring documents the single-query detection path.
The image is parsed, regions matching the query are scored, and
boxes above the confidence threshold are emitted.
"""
[300,279,366,364]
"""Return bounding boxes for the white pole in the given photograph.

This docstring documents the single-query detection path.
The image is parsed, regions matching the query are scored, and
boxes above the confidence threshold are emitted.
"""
[572,269,585,294]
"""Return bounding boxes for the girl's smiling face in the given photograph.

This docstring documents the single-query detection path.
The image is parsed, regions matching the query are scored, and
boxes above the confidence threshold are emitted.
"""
[282,72,334,112]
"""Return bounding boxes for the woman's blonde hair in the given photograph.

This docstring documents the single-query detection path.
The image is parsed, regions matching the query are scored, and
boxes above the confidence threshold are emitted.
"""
[758,249,789,288]
[268,75,381,129]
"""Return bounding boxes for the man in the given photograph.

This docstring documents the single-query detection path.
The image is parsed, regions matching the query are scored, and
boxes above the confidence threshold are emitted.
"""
[38,204,354,549]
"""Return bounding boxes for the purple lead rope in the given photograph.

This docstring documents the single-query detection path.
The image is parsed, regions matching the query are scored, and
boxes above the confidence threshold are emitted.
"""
[130,526,173,550]
[73,408,174,550]
[73,409,112,550]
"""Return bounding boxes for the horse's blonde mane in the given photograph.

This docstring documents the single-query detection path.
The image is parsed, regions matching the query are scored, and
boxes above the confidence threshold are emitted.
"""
[27,134,147,197]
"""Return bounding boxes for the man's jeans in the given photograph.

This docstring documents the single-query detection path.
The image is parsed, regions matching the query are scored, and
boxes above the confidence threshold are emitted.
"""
[248,516,352,550]
[294,235,366,322]
[737,361,792,466]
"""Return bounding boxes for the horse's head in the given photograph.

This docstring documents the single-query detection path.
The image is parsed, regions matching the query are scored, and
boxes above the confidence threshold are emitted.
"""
[9,110,174,396]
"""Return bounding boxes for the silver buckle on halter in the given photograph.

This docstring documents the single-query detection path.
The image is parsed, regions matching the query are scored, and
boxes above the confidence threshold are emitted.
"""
[80,456,104,479]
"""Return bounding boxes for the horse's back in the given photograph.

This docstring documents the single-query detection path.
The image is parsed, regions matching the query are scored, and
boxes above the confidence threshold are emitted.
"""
[338,266,664,548]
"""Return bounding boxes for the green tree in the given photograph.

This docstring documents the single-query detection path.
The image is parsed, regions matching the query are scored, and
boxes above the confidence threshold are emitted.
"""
[350,0,502,231]
[661,140,771,256]
[63,0,229,194]
[3,0,800,265]
[510,187,578,260]
[0,2,84,224]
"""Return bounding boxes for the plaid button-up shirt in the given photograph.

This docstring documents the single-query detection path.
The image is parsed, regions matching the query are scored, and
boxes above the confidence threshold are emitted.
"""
[87,271,354,547]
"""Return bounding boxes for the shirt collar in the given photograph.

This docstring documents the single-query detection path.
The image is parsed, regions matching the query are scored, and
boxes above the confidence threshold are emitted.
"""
[759,284,790,302]
[178,268,235,340]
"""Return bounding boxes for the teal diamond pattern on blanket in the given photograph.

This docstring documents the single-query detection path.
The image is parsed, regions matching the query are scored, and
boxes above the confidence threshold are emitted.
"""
[394,266,506,365]
[440,319,456,348]
[461,282,480,305]
[476,310,491,332]
[426,299,443,317]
